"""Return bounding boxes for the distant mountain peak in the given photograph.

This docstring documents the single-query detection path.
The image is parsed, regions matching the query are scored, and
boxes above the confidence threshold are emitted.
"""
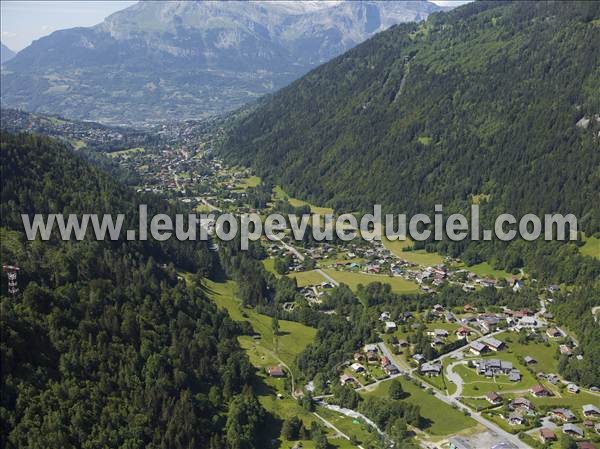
[1,0,444,124]
[1,42,16,64]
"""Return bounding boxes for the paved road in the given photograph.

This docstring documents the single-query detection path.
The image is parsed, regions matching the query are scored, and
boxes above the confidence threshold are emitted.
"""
[377,340,531,449]
[446,361,465,398]
[315,268,339,286]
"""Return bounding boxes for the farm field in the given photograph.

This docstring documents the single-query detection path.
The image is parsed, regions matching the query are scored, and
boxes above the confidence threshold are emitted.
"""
[362,377,477,436]
[322,268,419,294]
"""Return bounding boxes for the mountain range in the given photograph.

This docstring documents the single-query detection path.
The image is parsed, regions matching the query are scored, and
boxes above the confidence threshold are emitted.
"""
[222,1,600,233]
[0,0,444,125]
[0,43,16,64]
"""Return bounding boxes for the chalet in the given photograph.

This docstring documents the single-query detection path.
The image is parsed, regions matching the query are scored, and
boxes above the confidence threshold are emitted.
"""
[420,362,442,376]
[518,316,538,328]
[366,351,379,363]
[431,337,445,348]
[446,312,457,323]
[567,383,580,393]
[523,356,537,365]
[539,428,557,443]
[509,398,534,411]
[478,315,501,333]
[560,345,574,356]
[353,352,365,362]
[530,384,551,397]
[397,339,409,348]
[547,373,561,385]
[512,279,525,292]
[340,374,357,386]
[508,370,522,382]
[350,363,365,373]
[412,353,425,363]
[486,392,503,405]
[429,328,449,338]
[551,408,576,422]
[463,304,475,313]
[470,341,488,355]
[546,327,562,338]
[385,321,397,333]
[380,356,391,368]
[484,337,505,351]
[474,359,513,376]
[583,404,600,418]
[508,412,523,425]
[364,344,378,353]
[456,327,471,339]
[379,311,391,321]
[384,364,400,375]
[563,424,584,439]
[268,366,285,378]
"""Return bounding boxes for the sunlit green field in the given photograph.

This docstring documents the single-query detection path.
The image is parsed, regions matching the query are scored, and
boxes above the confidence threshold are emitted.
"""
[273,185,334,215]
[322,268,419,294]
[580,234,600,259]
[203,278,316,368]
[288,269,329,287]
[362,377,477,436]
[382,236,445,266]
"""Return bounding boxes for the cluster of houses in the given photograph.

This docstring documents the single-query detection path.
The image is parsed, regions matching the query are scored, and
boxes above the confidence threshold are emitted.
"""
[341,344,401,387]
[536,403,600,444]
[472,358,522,382]
[469,337,506,355]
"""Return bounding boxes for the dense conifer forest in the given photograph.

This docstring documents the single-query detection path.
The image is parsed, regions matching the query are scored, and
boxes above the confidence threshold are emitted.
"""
[0,134,265,449]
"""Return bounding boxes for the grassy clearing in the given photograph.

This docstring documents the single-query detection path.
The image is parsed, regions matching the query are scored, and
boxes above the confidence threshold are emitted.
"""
[203,278,360,448]
[530,388,600,410]
[262,258,279,276]
[382,236,445,267]
[463,262,515,280]
[362,377,477,436]
[580,234,600,259]
[494,331,558,374]
[107,147,145,158]
[203,278,316,368]
[453,352,538,397]
[235,175,261,190]
[273,185,334,215]
[288,270,328,287]
[322,269,419,294]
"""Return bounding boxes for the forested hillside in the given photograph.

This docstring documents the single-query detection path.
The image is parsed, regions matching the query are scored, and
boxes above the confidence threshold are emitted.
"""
[223,1,600,233]
[0,134,265,449]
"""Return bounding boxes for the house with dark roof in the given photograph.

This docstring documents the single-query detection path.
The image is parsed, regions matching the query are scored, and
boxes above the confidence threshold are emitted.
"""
[563,424,584,438]
[551,408,576,422]
[530,384,551,397]
[583,404,600,418]
[539,428,556,443]
[486,392,503,405]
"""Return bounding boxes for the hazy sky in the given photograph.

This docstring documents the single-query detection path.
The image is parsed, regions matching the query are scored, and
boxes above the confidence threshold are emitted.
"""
[1,0,471,52]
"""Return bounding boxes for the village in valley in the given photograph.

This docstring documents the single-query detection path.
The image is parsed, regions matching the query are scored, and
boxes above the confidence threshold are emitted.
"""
[103,139,599,449]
